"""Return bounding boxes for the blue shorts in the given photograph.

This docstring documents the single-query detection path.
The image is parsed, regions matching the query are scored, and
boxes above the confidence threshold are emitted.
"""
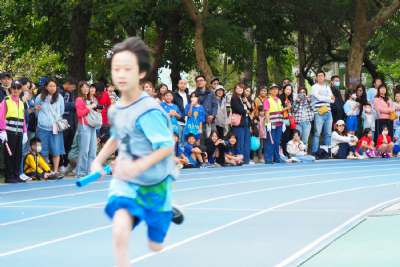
[36,128,65,157]
[346,116,358,132]
[105,196,172,243]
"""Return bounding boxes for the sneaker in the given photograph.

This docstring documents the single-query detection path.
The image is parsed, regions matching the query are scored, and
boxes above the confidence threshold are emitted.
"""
[59,165,67,174]
[19,174,32,182]
[172,206,184,225]
[249,161,256,165]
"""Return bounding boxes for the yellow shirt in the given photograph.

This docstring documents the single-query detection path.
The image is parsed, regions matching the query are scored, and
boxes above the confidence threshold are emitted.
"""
[24,153,51,174]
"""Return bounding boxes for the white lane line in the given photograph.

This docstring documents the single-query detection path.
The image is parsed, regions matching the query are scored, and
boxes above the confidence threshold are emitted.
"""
[1,180,399,259]
[129,181,400,265]
[184,207,360,214]
[2,163,394,206]
[1,168,397,226]
[275,196,400,267]
[1,160,397,195]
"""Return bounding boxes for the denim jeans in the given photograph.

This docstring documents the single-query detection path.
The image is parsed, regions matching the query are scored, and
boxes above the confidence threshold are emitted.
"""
[264,126,283,163]
[312,112,333,153]
[77,124,97,177]
[296,121,312,146]
[292,155,315,162]
[232,125,251,164]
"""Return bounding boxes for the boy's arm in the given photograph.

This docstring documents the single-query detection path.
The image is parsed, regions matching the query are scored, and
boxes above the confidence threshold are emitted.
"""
[91,138,119,172]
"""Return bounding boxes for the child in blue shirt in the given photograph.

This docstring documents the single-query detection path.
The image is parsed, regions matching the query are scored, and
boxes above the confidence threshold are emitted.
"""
[183,133,206,167]
[160,91,181,134]
[90,37,183,267]
[183,92,206,141]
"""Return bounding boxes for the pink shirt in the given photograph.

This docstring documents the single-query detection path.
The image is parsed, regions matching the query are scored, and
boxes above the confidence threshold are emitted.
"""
[373,97,393,119]
[75,97,90,125]
[0,96,27,133]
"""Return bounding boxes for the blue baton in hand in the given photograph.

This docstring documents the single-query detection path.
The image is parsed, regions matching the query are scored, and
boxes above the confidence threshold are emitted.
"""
[76,165,112,187]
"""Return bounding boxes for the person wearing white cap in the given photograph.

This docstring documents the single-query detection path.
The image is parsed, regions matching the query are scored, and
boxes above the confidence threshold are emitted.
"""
[331,120,359,159]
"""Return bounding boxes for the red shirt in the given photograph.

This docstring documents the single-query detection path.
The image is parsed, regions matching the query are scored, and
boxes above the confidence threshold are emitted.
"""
[75,97,89,125]
[357,136,373,150]
[96,91,111,126]
[376,134,392,148]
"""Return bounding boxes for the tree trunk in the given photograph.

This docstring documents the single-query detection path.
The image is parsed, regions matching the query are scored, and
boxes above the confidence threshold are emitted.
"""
[346,0,400,88]
[297,30,306,87]
[169,10,183,90]
[182,0,214,82]
[148,27,168,85]
[256,42,268,88]
[67,0,93,81]
[363,53,379,79]
[193,22,213,82]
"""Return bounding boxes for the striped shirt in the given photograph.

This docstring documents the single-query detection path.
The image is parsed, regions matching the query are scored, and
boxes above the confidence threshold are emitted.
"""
[311,83,333,113]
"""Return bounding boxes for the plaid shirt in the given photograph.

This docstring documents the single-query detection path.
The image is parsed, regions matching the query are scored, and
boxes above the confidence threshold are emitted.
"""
[293,98,314,123]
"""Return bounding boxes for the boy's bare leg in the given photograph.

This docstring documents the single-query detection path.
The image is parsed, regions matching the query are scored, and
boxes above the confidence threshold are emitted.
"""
[113,209,134,267]
[148,241,164,252]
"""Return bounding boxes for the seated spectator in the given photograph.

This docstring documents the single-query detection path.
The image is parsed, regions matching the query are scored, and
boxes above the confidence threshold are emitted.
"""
[173,133,189,169]
[24,138,59,180]
[224,133,244,166]
[356,128,377,158]
[331,120,358,159]
[376,126,394,158]
[286,129,315,162]
[183,133,206,168]
[205,131,225,166]
[183,92,206,142]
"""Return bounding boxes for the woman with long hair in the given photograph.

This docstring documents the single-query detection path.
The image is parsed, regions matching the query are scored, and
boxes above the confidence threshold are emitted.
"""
[75,81,98,177]
[374,84,395,138]
[230,83,251,164]
[279,84,294,157]
[34,78,65,178]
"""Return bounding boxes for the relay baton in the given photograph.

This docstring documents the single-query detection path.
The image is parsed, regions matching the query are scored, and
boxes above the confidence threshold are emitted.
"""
[76,165,112,187]
[4,142,12,156]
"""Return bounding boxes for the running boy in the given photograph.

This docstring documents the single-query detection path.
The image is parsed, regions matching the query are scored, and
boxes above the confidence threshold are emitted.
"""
[91,37,182,267]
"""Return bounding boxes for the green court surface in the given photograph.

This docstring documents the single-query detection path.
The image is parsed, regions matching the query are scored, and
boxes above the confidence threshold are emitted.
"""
[303,213,400,267]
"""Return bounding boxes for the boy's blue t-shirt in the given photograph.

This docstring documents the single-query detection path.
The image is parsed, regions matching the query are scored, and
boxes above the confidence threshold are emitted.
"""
[225,144,239,155]
[183,104,206,136]
[160,102,181,134]
[183,143,194,158]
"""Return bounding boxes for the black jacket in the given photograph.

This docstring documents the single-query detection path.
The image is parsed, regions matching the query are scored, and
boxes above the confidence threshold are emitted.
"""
[331,86,345,122]
[173,90,189,123]
[194,88,218,117]
[230,95,249,127]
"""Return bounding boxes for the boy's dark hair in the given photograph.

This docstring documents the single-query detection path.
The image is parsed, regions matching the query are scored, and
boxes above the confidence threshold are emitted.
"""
[30,137,41,146]
[316,70,325,77]
[330,75,339,81]
[362,128,372,137]
[63,77,77,85]
[372,77,383,86]
[186,133,195,141]
[195,75,206,82]
[111,37,151,75]
[291,129,301,139]
[364,102,371,106]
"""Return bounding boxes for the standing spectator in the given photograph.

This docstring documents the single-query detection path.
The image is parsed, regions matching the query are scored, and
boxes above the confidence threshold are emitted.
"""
[157,83,169,102]
[280,84,294,157]
[96,82,112,144]
[374,84,395,138]
[35,78,65,177]
[215,86,228,138]
[367,78,383,105]
[311,70,334,154]
[355,84,368,136]
[257,106,267,163]
[264,84,284,164]
[75,81,98,177]
[194,75,218,139]
[331,120,358,159]
[107,84,119,104]
[361,103,376,137]
[210,78,220,94]
[293,86,313,147]
[60,78,77,173]
[20,77,36,141]
[183,92,206,142]
[0,72,12,100]
[230,83,251,164]
[343,91,360,135]
[160,91,181,135]
[392,91,400,137]
[0,81,28,183]
[143,81,156,98]
[253,86,268,118]
[173,79,189,141]
[330,75,345,124]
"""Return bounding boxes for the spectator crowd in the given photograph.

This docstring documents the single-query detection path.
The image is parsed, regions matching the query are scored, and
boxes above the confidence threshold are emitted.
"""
[0,70,399,183]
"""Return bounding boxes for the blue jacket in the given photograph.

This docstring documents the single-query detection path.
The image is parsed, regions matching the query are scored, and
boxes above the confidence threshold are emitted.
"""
[195,88,218,117]
[35,94,65,132]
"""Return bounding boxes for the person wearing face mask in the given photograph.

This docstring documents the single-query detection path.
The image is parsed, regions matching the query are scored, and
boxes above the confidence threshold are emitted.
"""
[23,137,59,180]
[343,91,360,135]
[330,75,345,124]
[362,103,376,137]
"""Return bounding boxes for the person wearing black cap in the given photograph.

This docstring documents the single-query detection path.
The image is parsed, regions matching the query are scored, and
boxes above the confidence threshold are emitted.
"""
[264,83,284,163]
[0,81,28,183]
[0,72,12,102]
